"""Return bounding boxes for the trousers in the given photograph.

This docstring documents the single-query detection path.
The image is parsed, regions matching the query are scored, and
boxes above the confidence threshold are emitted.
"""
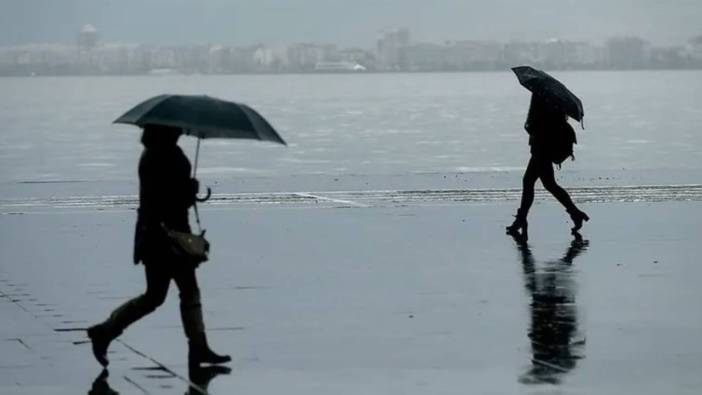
[518,154,579,215]
[99,260,205,339]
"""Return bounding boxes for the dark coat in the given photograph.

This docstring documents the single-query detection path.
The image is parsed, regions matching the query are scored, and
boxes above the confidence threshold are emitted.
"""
[524,94,568,158]
[133,144,197,264]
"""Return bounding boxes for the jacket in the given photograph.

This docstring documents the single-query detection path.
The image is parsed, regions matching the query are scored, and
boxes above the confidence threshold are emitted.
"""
[133,144,197,264]
[524,95,568,157]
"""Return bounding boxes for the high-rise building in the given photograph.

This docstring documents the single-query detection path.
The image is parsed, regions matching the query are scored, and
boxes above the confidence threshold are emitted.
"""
[77,24,99,51]
[376,28,410,70]
[606,37,650,69]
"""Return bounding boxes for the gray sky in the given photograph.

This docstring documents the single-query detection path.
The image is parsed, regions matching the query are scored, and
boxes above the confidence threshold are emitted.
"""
[1,0,700,47]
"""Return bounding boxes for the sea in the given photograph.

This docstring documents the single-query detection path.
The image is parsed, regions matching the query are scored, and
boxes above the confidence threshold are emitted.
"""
[1,71,701,202]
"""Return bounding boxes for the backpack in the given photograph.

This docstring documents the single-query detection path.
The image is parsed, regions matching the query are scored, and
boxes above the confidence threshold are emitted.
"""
[548,121,577,166]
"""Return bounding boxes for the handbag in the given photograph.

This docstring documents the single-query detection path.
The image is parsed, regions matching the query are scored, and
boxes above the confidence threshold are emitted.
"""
[162,224,209,265]
[161,200,210,265]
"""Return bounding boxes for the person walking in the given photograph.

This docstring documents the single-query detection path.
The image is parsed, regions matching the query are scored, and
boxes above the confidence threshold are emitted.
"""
[87,124,230,367]
[506,94,589,237]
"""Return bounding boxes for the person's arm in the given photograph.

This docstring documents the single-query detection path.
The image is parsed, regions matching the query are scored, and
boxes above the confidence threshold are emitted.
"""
[138,152,165,221]
[525,94,549,134]
[172,149,198,209]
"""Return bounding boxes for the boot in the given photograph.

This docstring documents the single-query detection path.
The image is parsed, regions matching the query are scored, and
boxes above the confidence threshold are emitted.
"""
[188,332,231,367]
[506,209,528,235]
[568,208,590,233]
[87,324,117,367]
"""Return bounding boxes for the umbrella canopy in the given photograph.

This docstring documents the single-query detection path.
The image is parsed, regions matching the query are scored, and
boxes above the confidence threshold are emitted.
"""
[114,94,287,145]
[512,66,584,123]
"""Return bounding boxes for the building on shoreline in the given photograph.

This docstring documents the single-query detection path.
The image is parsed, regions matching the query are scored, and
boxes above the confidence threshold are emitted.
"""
[1,25,701,76]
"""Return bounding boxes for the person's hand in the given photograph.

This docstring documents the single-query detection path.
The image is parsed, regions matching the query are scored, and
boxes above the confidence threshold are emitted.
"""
[191,178,200,194]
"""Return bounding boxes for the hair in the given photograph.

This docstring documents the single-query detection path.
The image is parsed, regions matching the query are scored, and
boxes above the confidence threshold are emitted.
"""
[141,124,182,148]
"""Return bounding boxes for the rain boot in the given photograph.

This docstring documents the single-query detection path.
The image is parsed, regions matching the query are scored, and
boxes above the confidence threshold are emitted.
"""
[506,208,528,235]
[567,208,590,233]
[188,332,231,367]
[87,324,119,367]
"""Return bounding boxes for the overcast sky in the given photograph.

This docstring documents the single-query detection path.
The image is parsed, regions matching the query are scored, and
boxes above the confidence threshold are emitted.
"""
[1,0,700,47]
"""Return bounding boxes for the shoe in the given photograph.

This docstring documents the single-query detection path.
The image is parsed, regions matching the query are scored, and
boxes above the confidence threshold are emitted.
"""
[568,209,590,233]
[189,333,231,367]
[506,209,528,235]
[87,324,113,367]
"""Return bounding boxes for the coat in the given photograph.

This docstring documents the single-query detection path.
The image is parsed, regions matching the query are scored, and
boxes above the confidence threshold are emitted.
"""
[524,94,569,158]
[133,144,197,264]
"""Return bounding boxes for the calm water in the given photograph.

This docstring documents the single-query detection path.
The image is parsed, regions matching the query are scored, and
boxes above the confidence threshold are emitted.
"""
[1,71,701,187]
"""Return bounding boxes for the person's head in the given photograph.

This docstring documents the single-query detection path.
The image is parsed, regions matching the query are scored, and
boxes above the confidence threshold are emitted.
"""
[141,124,182,148]
[533,94,566,120]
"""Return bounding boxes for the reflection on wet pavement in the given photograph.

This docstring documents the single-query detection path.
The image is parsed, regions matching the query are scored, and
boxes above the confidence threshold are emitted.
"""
[511,233,588,385]
[87,365,231,394]
[187,365,232,394]
[88,370,118,395]
[1,201,701,393]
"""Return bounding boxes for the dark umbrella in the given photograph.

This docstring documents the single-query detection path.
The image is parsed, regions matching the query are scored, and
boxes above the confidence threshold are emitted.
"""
[114,94,286,175]
[512,66,584,125]
[115,94,286,202]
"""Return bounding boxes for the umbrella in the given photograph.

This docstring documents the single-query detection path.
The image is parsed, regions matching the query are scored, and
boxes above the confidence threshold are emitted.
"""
[114,94,286,143]
[512,66,584,125]
[115,94,286,202]
[114,93,286,175]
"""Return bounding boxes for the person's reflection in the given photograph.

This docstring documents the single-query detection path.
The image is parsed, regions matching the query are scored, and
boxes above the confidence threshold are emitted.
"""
[187,365,232,394]
[87,365,230,394]
[510,232,588,385]
[88,370,119,395]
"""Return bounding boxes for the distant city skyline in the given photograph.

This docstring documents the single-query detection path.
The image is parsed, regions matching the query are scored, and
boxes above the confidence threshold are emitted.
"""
[2,25,700,77]
[1,0,701,47]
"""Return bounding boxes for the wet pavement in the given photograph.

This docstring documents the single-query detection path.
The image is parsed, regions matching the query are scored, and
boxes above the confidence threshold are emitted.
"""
[1,192,701,394]
[2,183,701,212]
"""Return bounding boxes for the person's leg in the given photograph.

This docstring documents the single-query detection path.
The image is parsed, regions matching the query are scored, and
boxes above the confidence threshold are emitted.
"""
[101,263,171,334]
[172,265,205,339]
[537,159,577,211]
[88,262,170,366]
[172,265,230,366]
[507,156,540,234]
[537,159,590,231]
[519,156,541,215]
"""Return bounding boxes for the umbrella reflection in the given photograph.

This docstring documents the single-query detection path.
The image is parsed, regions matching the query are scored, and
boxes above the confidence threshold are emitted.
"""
[510,233,588,385]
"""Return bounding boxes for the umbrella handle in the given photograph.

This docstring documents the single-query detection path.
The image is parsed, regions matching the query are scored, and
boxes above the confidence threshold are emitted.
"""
[196,187,212,202]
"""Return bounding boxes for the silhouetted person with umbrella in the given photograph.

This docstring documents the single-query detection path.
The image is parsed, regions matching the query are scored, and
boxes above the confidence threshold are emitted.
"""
[506,93,589,237]
[87,125,230,368]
